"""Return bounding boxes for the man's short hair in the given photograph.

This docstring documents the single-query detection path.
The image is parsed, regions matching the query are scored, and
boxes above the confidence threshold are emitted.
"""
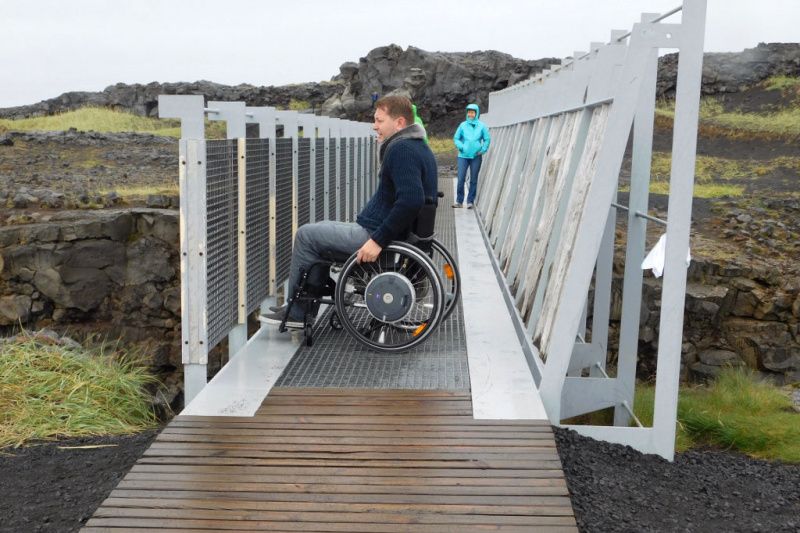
[375,95,414,125]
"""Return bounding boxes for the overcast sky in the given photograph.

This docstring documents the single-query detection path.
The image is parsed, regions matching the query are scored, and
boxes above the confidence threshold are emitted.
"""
[2,0,797,108]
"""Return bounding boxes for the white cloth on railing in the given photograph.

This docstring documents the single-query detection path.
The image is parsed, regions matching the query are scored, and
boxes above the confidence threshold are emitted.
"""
[641,234,691,278]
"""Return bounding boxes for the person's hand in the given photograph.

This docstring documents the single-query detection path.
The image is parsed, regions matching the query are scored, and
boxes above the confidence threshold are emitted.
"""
[356,238,382,263]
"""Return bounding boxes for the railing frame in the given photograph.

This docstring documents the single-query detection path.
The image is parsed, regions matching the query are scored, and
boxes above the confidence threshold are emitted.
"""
[477,1,706,460]
[159,95,376,404]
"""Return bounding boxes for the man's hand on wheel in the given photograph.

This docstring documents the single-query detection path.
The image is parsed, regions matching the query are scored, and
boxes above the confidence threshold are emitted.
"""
[356,239,382,263]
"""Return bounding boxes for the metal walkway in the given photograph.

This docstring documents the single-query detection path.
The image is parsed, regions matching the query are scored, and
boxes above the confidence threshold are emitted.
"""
[83,177,574,531]
[275,180,469,390]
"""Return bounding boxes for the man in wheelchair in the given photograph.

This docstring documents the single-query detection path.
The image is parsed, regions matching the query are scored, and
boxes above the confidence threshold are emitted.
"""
[261,95,439,340]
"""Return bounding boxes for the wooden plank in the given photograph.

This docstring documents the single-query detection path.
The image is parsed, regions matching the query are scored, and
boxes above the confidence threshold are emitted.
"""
[162,426,553,438]
[115,479,567,497]
[137,455,566,471]
[85,519,577,533]
[112,485,569,503]
[165,418,553,432]
[152,433,558,447]
[128,464,569,480]
[176,415,551,426]
[121,472,566,490]
[100,496,573,511]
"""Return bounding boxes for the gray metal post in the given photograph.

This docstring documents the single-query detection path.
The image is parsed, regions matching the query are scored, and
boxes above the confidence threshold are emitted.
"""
[651,0,707,460]
[614,13,660,426]
[158,96,208,403]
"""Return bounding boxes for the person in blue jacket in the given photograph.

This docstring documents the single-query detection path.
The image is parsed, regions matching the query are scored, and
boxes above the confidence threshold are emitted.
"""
[452,103,491,208]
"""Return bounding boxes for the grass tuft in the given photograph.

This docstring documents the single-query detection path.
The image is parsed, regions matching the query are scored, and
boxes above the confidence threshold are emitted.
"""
[0,332,161,448]
[634,368,799,462]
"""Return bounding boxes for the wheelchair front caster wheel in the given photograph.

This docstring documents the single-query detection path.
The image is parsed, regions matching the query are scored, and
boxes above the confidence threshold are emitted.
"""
[304,324,313,347]
[329,312,343,330]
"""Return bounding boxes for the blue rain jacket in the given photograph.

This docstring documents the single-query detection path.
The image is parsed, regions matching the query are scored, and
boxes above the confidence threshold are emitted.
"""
[453,103,491,159]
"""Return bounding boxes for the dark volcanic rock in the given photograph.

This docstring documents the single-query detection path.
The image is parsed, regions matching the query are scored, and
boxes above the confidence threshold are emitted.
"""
[320,44,559,134]
[657,42,800,97]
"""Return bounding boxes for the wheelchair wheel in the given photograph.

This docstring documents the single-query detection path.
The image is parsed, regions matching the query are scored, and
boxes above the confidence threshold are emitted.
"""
[429,238,461,322]
[334,244,444,352]
[304,324,314,347]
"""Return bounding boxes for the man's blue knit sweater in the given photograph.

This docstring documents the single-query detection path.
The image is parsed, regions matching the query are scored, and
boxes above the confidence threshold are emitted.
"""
[357,128,438,247]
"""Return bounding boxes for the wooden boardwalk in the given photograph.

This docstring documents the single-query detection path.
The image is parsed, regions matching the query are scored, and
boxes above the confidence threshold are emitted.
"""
[84,388,577,532]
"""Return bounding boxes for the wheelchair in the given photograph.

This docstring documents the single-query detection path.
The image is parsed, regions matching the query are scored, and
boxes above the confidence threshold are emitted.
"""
[277,199,461,353]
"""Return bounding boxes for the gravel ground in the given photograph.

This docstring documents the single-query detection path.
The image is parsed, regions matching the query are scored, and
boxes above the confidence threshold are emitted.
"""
[555,427,800,533]
[1,427,797,532]
[0,431,159,533]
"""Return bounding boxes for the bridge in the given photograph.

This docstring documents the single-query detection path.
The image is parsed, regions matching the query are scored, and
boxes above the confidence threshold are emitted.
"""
[83,1,706,530]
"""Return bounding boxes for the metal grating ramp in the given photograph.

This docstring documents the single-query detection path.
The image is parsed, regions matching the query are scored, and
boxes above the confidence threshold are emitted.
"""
[328,138,337,221]
[205,139,239,349]
[339,138,348,222]
[297,138,311,228]
[275,177,470,390]
[245,138,270,314]
[348,137,356,220]
[315,138,325,221]
[274,138,293,286]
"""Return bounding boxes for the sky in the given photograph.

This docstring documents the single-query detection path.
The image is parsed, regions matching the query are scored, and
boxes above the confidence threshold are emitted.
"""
[2,0,798,108]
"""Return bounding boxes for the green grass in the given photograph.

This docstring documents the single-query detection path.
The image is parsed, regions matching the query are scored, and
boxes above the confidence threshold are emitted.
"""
[633,369,800,462]
[0,106,228,139]
[97,184,179,198]
[428,136,454,156]
[639,151,800,197]
[643,181,744,198]
[0,332,161,448]
[656,94,800,140]
[762,75,800,92]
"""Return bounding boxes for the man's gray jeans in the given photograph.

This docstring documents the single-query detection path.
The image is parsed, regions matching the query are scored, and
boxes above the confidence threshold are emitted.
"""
[286,221,371,320]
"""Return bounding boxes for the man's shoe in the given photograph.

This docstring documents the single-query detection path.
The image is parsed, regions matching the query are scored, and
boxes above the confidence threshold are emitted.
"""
[259,310,304,329]
[467,203,474,209]
[452,203,462,208]
[268,303,287,313]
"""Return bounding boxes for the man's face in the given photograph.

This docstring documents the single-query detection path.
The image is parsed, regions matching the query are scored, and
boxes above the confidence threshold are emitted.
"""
[467,110,477,120]
[373,107,404,142]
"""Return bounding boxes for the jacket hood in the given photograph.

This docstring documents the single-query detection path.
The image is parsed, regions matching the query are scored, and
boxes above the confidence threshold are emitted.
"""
[465,103,481,120]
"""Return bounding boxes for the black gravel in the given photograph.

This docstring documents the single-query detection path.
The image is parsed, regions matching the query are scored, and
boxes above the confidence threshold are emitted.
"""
[1,427,798,532]
[555,427,800,532]
[0,431,159,533]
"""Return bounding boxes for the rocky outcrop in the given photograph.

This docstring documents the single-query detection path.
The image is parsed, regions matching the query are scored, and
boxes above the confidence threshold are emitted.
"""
[320,45,559,134]
[657,42,800,97]
[0,209,181,369]
[600,254,800,385]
